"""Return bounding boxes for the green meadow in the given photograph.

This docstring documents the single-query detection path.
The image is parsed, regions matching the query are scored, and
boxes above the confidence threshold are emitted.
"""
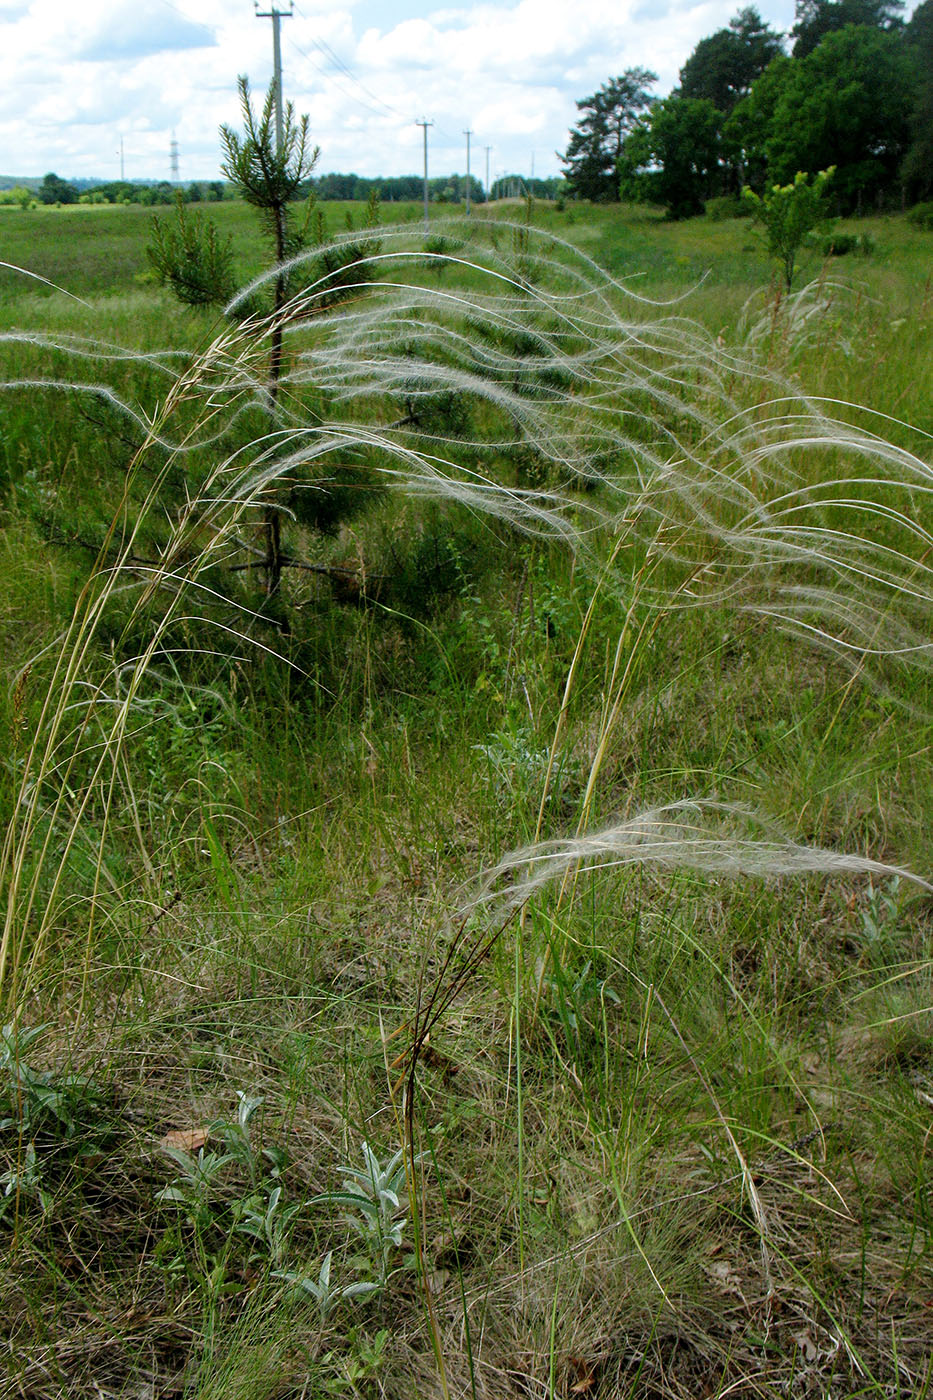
[0,198,931,1399]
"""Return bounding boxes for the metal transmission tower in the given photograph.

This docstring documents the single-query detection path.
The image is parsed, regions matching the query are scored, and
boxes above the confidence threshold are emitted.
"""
[416,119,432,232]
[463,128,472,212]
[255,1,294,154]
[170,132,180,183]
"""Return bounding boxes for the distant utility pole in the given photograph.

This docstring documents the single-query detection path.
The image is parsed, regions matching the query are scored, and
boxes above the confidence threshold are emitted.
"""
[118,135,124,181]
[463,128,472,212]
[485,145,491,202]
[170,132,180,183]
[416,119,432,232]
[255,1,294,154]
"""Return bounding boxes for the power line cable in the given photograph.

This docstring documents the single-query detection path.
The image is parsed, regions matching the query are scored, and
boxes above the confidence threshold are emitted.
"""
[285,31,406,121]
[285,33,396,119]
[154,0,207,24]
[285,9,465,178]
[289,4,470,164]
[309,33,412,121]
[290,4,413,121]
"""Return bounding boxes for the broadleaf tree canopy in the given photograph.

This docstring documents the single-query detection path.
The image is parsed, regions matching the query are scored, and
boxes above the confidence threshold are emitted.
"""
[902,0,933,199]
[765,24,914,207]
[619,96,727,219]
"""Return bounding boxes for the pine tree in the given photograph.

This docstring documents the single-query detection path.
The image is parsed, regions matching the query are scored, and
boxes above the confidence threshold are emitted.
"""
[560,71,657,201]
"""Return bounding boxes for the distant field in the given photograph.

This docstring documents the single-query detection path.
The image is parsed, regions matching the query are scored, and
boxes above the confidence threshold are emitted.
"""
[0,198,426,299]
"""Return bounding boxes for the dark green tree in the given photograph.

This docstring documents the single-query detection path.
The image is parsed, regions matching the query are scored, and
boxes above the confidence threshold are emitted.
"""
[724,54,794,189]
[146,78,322,619]
[149,81,388,620]
[38,173,78,205]
[218,78,322,612]
[220,82,387,611]
[766,25,914,207]
[791,0,904,56]
[220,75,320,346]
[679,7,785,113]
[902,0,933,200]
[147,193,236,307]
[619,96,727,218]
[561,70,657,201]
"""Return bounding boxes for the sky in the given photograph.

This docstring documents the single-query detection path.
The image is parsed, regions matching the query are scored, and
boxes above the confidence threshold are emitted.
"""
[0,0,878,185]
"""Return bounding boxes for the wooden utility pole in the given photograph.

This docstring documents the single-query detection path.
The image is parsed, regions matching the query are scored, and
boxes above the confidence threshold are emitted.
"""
[254,1,294,153]
[464,128,472,212]
[416,119,433,232]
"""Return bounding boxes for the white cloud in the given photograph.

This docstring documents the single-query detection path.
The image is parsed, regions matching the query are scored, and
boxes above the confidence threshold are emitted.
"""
[1,0,810,181]
[75,5,216,61]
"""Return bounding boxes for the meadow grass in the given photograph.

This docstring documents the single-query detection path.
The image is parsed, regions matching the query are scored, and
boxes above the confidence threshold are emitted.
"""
[0,201,931,1399]
[0,198,426,301]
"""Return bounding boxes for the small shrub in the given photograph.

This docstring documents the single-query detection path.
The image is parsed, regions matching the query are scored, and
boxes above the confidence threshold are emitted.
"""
[307,1141,416,1292]
[821,231,874,257]
[705,194,750,221]
[907,201,933,230]
[148,192,236,307]
[821,233,857,256]
[743,167,836,291]
[423,234,454,276]
[0,1024,119,1218]
[0,1023,111,1146]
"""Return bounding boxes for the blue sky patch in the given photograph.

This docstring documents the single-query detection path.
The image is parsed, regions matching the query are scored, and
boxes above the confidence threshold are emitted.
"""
[78,11,216,62]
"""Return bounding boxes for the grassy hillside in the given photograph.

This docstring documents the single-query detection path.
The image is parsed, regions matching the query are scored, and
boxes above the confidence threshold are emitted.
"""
[0,200,931,1400]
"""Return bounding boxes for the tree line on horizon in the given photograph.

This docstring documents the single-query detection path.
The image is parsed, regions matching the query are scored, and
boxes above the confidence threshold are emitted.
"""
[1,170,564,211]
[561,0,933,217]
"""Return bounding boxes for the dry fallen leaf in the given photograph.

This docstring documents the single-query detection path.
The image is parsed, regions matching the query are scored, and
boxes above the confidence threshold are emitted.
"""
[704,1258,746,1299]
[792,1326,819,1363]
[159,1126,210,1153]
[425,1268,450,1295]
[568,1356,597,1394]
[570,1379,596,1396]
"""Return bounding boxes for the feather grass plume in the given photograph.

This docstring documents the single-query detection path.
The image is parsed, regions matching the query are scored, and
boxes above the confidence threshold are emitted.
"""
[0,216,931,1009]
[471,800,933,920]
